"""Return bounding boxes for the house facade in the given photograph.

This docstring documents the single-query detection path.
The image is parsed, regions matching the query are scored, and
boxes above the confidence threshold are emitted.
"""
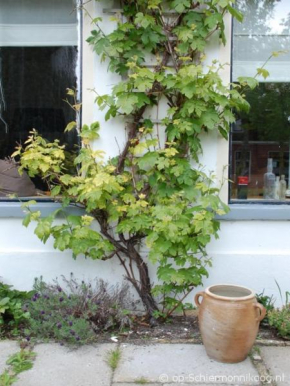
[0,0,290,305]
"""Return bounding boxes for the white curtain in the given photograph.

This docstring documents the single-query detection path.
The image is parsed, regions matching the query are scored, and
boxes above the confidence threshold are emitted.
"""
[233,0,290,82]
[0,0,78,47]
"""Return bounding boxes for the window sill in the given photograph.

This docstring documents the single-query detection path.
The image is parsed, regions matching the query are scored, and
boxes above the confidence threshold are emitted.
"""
[217,204,290,221]
[0,201,85,218]
[2,201,290,221]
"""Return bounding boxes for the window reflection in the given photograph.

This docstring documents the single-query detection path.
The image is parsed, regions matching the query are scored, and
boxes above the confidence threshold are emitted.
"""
[230,0,290,201]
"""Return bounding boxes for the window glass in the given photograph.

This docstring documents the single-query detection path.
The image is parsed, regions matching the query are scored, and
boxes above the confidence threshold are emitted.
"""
[230,0,290,202]
[0,0,80,198]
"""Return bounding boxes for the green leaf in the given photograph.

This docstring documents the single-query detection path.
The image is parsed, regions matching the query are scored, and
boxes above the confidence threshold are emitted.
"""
[116,94,138,114]
[21,200,37,209]
[171,0,190,13]
[137,152,159,170]
[136,93,151,108]
[81,121,100,141]
[204,13,223,29]
[216,0,230,6]
[199,110,220,130]
[227,5,244,23]
[237,76,259,90]
[256,68,270,80]
[67,215,82,226]
[64,121,77,132]
[135,13,155,28]
[50,185,61,197]
[0,297,10,307]
[22,214,31,228]
[34,220,52,243]
[54,232,71,251]
[223,109,236,123]
[272,50,288,57]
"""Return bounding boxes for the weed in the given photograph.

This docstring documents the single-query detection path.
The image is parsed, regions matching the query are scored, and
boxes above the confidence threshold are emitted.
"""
[267,282,290,339]
[106,348,121,371]
[0,370,17,386]
[268,306,290,339]
[252,346,261,355]
[6,350,36,374]
[249,345,261,360]
[135,376,149,384]
[0,349,36,386]
[0,282,33,333]
[256,291,275,325]
[275,280,290,305]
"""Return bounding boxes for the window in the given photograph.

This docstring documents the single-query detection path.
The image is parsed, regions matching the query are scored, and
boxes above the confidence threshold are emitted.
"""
[0,0,80,198]
[230,0,290,202]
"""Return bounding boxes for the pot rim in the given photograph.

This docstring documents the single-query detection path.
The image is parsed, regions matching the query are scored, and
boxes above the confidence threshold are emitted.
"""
[205,284,255,301]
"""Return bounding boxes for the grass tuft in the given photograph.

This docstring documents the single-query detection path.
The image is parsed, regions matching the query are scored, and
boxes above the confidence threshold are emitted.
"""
[135,376,149,384]
[106,348,121,371]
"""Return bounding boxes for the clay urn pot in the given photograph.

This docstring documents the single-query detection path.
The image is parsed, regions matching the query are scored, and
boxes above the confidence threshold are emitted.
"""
[194,284,266,363]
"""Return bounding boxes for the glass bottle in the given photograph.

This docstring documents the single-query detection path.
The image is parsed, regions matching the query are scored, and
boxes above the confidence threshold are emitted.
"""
[274,176,280,200]
[280,175,287,200]
[263,158,275,199]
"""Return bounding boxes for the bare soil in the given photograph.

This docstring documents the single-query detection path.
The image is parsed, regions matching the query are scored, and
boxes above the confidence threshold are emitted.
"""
[96,315,287,345]
[96,315,201,344]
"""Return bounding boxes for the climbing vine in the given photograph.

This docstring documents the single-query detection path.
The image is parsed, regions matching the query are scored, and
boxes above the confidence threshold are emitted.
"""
[14,0,252,318]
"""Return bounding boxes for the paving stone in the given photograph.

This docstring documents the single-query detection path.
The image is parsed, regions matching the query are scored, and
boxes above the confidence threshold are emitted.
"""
[112,384,160,386]
[14,343,115,386]
[0,340,20,373]
[114,344,259,385]
[260,347,290,385]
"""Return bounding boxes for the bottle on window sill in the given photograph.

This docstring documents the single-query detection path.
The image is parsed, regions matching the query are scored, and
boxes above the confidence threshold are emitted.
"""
[263,158,275,199]
[280,175,287,200]
[274,176,280,200]
[237,176,248,199]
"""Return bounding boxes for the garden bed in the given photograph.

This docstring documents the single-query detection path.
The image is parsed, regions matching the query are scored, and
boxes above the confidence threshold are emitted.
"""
[89,315,290,347]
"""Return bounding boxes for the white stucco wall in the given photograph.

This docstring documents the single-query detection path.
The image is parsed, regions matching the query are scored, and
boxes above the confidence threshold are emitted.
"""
[1,218,290,306]
[1,1,289,307]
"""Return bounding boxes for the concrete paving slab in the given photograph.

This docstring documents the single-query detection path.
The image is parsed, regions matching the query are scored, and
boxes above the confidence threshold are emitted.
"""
[260,347,290,385]
[14,343,116,386]
[114,344,260,385]
[112,384,231,386]
[0,340,20,373]
[112,384,160,386]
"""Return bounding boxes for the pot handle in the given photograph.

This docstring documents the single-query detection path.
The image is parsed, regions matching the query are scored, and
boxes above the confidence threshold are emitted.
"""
[194,291,204,307]
[254,303,266,322]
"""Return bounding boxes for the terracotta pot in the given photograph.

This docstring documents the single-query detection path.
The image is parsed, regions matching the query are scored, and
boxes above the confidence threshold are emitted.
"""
[194,284,266,363]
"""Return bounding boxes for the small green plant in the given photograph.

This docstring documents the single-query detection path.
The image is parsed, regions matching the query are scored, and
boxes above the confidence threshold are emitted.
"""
[6,350,36,374]
[268,306,290,339]
[267,281,290,339]
[252,346,261,355]
[105,348,121,371]
[0,370,17,386]
[0,349,36,386]
[135,377,149,384]
[25,275,135,345]
[275,280,290,306]
[0,282,33,332]
[256,291,275,325]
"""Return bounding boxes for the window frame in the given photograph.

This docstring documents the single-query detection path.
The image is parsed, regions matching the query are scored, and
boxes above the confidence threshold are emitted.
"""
[0,0,83,216]
[228,4,290,213]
